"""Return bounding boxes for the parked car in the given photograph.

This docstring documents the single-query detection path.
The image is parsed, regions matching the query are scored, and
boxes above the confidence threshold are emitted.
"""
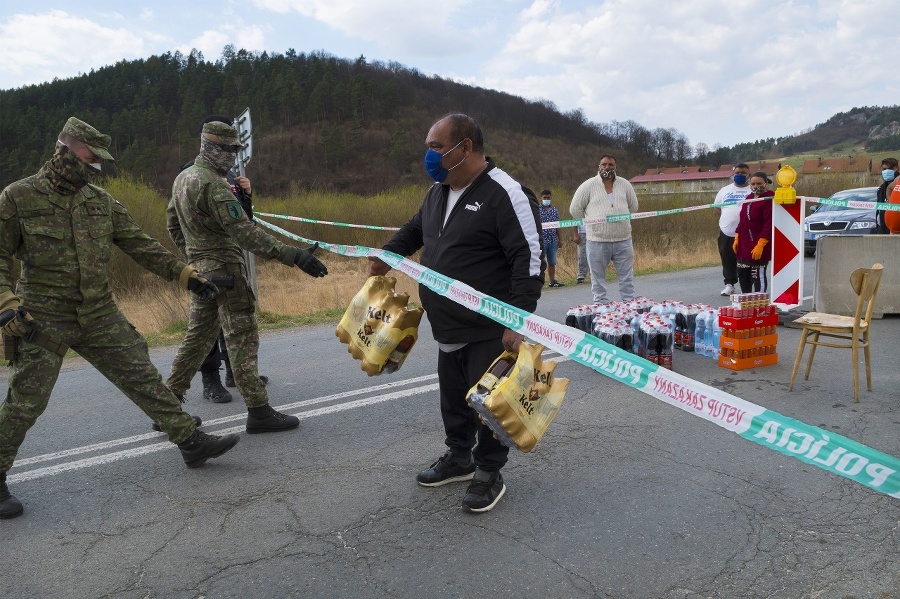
[803,187,879,257]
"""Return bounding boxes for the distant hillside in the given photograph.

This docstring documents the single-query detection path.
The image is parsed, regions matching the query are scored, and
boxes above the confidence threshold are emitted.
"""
[0,47,693,196]
[698,105,900,166]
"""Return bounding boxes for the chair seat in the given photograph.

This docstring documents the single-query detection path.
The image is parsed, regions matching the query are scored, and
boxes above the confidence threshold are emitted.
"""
[794,312,868,332]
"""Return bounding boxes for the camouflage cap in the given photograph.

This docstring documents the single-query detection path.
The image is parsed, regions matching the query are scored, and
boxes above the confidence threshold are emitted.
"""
[61,116,114,161]
[201,121,240,146]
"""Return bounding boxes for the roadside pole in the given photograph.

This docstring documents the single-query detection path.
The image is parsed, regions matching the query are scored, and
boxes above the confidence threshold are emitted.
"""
[234,107,257,296]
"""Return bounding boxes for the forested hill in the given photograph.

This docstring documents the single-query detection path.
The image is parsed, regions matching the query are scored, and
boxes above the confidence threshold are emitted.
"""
[0,47,694,196]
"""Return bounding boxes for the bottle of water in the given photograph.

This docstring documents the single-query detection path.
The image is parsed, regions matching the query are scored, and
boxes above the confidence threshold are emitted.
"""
[711,312,723,359]
[694,310,707,357]
[703,310,716,358]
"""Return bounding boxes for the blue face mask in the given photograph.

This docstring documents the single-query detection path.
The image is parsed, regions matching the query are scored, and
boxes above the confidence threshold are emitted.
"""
[424,139,465,183]
[882,169,896,182]
[541,200,551,206]
[733,173,748,186]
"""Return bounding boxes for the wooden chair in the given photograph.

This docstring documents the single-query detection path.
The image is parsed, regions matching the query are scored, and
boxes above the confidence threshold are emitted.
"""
[788,263,884,402]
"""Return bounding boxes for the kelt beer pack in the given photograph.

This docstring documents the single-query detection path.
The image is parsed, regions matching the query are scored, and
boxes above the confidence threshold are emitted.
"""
[336,276,424,376]
[466,342,569,452]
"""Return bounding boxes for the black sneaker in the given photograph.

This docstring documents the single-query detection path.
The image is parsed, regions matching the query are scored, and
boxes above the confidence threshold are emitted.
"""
[246,404,299,434]
[0,472,24,519]
[416,451,476,487]
[461,469,506,513]
[178,430,240,469]
[576,277,585,284]
[549,281,564,288]
[225,373,269,388]
[152,414,202,433]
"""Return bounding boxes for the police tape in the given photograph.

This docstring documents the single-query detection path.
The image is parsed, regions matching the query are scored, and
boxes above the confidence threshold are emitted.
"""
[543,196,770,231]
[803,196,900,210]
[256,216,900,500]
[255,212,400,231]
[258,193,899,236]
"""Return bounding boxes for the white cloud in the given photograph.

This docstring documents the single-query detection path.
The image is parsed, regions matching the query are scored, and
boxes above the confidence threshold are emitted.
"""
[0,10,148,88]
[469,0,900,147]
[251,0,475,54]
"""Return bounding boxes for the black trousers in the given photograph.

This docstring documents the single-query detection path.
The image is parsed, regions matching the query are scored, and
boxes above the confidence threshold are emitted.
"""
[717,231,738,286]
[437,337,509,472]
[200,329,230,375]
[738,264,768,294]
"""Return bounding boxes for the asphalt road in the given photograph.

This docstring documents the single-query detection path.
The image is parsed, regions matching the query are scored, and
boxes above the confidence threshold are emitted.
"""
[2,259,898,599]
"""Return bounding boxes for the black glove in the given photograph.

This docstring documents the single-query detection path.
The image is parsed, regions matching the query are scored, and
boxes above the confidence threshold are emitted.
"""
[187,274,220,301]
[1,307,35,338]
[293,243,328,278]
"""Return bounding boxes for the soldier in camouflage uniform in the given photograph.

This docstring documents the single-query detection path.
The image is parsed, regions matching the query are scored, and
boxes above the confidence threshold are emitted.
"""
[165,120,328,434]
[0,117,241,520]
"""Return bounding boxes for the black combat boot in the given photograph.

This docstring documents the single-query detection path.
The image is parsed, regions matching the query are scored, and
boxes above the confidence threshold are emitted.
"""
[246,405,300,434]
[0,471,24,519]
[178,430,240,468]
[202,370,233,403]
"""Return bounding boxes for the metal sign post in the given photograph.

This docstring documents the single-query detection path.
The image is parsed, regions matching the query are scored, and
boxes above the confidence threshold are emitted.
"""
[233,108,258,297]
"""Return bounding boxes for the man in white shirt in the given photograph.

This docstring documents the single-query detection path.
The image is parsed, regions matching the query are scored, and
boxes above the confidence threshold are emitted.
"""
[713,163,751,296]
[569,155,639,303]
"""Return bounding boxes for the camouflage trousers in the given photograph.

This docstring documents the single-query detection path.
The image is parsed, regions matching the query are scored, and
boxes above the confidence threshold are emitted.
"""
[0,308,196,473]
[166,266,268,408]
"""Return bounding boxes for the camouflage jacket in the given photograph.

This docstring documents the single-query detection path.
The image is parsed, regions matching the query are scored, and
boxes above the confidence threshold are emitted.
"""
[0,164,190,320]
[167,156,292,274]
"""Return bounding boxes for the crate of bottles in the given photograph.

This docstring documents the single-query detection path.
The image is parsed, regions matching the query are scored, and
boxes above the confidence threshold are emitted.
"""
[717,294,778,371]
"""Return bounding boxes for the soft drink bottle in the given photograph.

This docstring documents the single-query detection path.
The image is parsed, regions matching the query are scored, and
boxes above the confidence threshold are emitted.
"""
[619,326,633,353]
[631,312,643,355]
[659,321,674,369]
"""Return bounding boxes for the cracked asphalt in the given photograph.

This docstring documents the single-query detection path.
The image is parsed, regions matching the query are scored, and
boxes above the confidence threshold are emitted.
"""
[2,259,898,598]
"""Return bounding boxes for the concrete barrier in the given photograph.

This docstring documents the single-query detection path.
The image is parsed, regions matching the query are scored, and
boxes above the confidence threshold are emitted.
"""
[814,235,900,318]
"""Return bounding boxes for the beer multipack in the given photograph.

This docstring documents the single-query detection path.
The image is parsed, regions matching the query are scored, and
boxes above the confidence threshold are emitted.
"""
[336,276,424,376]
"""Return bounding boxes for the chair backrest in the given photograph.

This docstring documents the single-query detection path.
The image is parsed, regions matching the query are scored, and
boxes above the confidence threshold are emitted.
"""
[849,263,884,328]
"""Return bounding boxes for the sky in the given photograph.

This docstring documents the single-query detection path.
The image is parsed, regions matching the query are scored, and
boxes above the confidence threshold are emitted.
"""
[0,0,896,150]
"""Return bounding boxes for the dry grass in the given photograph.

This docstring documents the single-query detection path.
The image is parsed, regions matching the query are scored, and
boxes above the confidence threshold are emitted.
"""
[116,256,422,342]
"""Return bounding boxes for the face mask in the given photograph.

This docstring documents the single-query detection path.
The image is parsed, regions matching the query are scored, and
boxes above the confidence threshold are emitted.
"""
[48,142,98,191]
[751,185,766,195]
[883,169,896,182]
[424,140,465,183]
[200,138,239,175]
[541,200,551,206]
[598,168,616,179]
[733,173,748,186]
[90,162,102,171]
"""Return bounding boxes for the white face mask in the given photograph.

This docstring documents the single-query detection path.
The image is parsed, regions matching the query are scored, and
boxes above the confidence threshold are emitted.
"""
[89,162,102,171]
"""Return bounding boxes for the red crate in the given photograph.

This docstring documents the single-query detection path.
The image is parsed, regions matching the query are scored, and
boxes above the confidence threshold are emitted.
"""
[720,333,778,351]
[718,353,778,370]
[718,313,779,330]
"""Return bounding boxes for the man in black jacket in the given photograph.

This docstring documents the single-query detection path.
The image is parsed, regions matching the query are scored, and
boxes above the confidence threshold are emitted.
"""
[367,113,544,513]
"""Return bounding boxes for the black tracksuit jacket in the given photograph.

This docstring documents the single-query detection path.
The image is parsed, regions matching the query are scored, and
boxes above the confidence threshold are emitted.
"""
[384,158,545,344]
